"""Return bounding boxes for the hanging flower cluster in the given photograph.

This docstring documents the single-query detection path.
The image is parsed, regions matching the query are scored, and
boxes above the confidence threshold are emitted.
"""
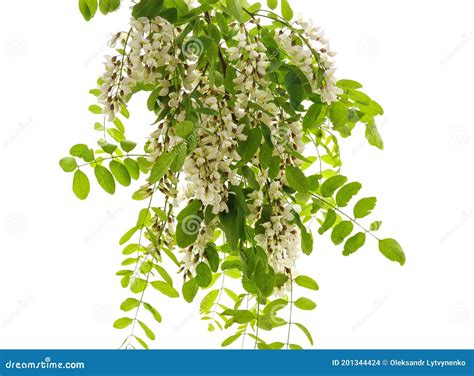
[63,0,406,350]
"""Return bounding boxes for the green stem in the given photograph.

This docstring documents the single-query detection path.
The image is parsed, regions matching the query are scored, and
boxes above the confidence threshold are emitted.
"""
[311,193,380,241]
[77,153,148,169]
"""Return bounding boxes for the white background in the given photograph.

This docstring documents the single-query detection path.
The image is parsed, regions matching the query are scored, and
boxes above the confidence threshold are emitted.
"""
[0,0,473,349]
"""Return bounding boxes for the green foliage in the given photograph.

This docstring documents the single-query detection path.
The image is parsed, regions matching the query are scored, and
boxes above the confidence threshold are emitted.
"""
[379,238,406,265]
[295,275,319,291]
[72,170,90,200]
[79,0,98,21]
[336,182,362,208]
[94,165,116,194]
[353,197,377,218]
[59,157,77,173]
[132,0,164,19]
[99,0,120,15]
[285,166,309,194]
[64,0,405,351]
[294,297,316,311]
[151,281,179,298]
[343,232,366,256]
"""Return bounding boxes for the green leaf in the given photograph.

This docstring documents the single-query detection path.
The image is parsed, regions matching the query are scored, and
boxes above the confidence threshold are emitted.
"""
[378,238,406,265]
[98,141,117,154]
[153,264,173,286]
[176,201,202,248]
[132,0,164,18]
[70,144,94,161]
[119,226,138,245]
[331,221,354,245]
[113,317,133,329]
[320,175,348,198]
[124,158,140,180]
[285,166,309,194]
[72,170,90,200]
[176,218,202,248]
[294,322,313,346]
[370,221,382,231]
[79,0,98,21]
[196,263,212,287]
[329,102,348,129]
[294,275,319,291]
[94,165,116,194]
[302,103,322,132]
[294,297,316,311]
[318,209,336,235]
[353,197,377,218]
[134,336,149,349]
[130,278,147,294]
[267,0,277,10]
[122,243,146,255]
[222,309,254,324]
[113,117,124,133]
[290,344,303,350]
[194,107,219,116]
[221,332,242,347]
[365,119,384,150]
[285,69,305,109]
[138,319,155,340]
[343,232,366,256]
[204,245,220,272]
[226,0,244,23]
[148,151,175,184]
[109,160,131,187]
[177,200,202,222]
[337,79,363,89]
[175,121,194,138]
[255,262,275,297]
[219,195,244,251]
[99,0,120,14]
[59,157,77,173]
[120,298,139,312]
[143,302,162,323]
[88,104,102,114]
[120,140,137,153]
[182,278,199,303]
[281,0,293,20]
[107,128,125,142]
[200,289,219,313]
[237,127,262,164]
[301,229,313,256]
[336,182,362,207]
[151,281,179,298]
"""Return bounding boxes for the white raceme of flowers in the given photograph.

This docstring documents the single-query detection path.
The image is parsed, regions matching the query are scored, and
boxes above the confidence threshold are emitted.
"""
[96,12,342,294]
